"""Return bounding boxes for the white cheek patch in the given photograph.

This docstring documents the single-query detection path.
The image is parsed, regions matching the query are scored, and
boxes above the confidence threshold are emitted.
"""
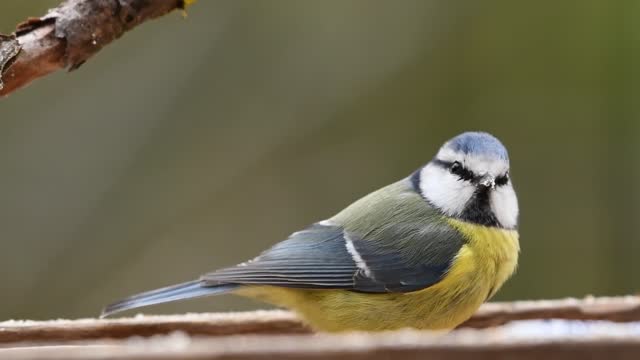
[490,184,519,229]
[419,164,475,216]
[418,160,519,229]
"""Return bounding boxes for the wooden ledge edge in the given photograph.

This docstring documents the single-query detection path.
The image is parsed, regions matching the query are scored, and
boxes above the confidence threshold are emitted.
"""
[1,295,639,345]
[3,321,640,360]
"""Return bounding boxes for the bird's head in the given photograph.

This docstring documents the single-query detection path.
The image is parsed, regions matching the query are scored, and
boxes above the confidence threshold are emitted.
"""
[412,131,518,229]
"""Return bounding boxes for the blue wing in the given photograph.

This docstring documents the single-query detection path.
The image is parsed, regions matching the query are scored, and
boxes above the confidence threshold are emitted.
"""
[203,224,358,288]
[202,221,462,293]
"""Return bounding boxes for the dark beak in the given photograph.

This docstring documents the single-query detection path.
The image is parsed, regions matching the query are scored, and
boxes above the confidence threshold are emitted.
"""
[477,174,496,190]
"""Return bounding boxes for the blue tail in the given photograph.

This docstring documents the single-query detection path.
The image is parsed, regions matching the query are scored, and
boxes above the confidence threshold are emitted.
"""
[100,280,238,317]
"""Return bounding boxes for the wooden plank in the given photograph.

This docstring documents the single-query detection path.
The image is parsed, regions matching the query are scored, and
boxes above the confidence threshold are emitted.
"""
[3,321,640,359]
[2,296,639,344]
[1,296,640,359]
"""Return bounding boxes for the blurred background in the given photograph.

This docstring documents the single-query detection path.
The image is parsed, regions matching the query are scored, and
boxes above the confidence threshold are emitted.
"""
[1,1,638,320]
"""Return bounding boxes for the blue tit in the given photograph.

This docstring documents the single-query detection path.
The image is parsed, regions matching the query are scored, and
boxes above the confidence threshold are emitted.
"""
[102,131,519,332]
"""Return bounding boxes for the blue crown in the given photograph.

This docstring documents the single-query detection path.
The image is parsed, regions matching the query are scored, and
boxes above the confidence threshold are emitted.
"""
[445,132,509,160]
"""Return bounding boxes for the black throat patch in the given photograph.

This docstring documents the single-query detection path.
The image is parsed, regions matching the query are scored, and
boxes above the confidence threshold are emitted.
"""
[459,188,500,227]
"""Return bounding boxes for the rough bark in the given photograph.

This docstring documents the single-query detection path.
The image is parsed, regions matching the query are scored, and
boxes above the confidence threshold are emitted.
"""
[0,0,192,96]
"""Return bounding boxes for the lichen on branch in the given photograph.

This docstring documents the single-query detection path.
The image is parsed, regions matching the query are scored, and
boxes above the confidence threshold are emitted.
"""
[0,34,21,90]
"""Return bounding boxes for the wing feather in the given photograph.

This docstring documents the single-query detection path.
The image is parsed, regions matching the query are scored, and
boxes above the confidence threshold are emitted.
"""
[202,216,463,294]
[202,224,358,288]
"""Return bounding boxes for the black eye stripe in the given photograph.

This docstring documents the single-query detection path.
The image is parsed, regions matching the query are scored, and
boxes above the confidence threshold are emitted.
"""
[495,173,509,186]
[452,163,474,181]
[432,159,474,181]
[431,159,509,185]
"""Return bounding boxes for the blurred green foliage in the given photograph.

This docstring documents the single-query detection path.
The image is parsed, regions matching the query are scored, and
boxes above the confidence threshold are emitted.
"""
[0,1,638,320]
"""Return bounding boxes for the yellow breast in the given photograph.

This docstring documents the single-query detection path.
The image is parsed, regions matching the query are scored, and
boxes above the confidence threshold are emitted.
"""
[446,219,520,300]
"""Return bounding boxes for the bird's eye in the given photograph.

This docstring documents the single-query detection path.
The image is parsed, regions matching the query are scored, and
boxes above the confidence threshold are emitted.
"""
[450,161,462,174]
[449,161,474,181]
[496,172,510,186]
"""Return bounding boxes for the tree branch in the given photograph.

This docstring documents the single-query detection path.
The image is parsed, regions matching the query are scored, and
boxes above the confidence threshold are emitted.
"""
[0,0,193,97]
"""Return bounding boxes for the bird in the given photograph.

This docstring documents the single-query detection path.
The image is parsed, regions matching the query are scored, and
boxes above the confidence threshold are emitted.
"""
[101,131,520,332]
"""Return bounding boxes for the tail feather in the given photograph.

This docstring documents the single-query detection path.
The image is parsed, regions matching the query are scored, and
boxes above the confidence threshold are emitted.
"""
[101,280,237,318]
